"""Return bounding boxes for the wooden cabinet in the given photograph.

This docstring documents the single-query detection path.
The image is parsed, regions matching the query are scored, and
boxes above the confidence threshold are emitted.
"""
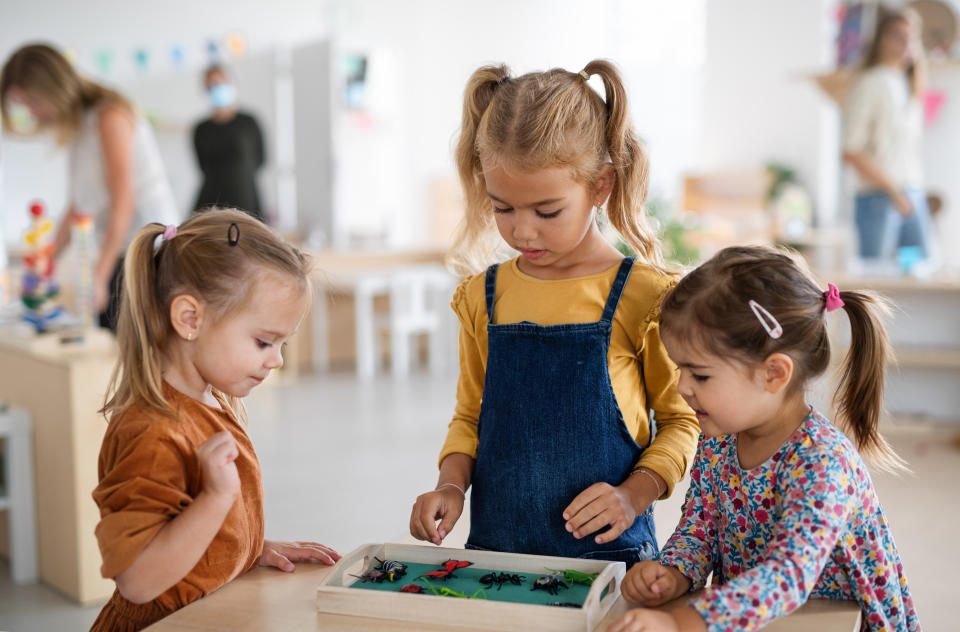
[0,327,116,603]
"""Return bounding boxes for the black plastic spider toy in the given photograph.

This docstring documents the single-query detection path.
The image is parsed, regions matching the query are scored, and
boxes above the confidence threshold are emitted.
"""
[351,569,388,583]
[531,575,569,595]
[374,557,407,582]
[479,572,526,590]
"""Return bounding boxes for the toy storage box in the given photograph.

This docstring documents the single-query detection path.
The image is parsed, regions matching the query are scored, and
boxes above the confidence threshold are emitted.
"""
[316,543,625,632]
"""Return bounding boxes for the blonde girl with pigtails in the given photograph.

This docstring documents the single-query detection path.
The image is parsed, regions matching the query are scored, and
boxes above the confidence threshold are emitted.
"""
[90,209,339,632]
[409,60,699,565]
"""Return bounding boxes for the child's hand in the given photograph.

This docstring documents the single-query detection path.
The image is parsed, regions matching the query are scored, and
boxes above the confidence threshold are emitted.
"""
[606,608,680,632]
[563,482,642,544]
[409,486,465,546]
[621,561,690,606]
[259,540,341,572]
[197,431,241,501]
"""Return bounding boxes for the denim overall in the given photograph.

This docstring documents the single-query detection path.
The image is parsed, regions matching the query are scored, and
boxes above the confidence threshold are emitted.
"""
[466,257,658,564]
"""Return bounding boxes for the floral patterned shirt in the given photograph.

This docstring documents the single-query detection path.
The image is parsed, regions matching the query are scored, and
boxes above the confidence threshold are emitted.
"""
[659,409,920,632]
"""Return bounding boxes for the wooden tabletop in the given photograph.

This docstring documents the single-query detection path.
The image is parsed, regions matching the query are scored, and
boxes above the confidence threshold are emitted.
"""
[145,562,862,632]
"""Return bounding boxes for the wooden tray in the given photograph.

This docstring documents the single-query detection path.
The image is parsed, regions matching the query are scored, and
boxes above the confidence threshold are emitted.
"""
[316,543,625,631]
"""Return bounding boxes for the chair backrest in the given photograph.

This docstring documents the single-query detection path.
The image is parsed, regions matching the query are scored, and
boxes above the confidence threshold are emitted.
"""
[386,264,454,331]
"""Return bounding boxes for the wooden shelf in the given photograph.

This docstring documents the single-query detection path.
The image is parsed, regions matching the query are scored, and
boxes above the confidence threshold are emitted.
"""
[891,347,960,369]
[813,270,960,293]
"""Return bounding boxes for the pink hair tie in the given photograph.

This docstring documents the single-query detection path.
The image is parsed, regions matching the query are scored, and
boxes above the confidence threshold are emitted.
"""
[824,283,844,312]
[162,224,178,241]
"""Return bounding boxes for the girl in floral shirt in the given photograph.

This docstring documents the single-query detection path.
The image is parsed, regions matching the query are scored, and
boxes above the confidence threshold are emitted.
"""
[609,246,919,632]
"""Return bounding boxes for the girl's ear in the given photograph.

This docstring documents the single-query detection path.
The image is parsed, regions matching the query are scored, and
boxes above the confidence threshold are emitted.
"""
[594,163,616,206]
[169,294,204,341]
[762,352,795,394]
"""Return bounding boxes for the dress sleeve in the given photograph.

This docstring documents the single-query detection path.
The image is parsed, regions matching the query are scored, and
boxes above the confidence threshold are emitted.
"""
[658,439,718,590]
[633,301,700,498]
[689,440,857,632]
[438,277,485,467]
[92,427,194,579]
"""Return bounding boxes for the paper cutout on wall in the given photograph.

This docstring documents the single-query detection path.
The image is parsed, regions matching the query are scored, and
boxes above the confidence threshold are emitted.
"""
[225,32,247,59]
[924,89,947,125]
[207,39,221,61]
[171,45,185,68]
[135,48,149,71]
[95,50,112,76]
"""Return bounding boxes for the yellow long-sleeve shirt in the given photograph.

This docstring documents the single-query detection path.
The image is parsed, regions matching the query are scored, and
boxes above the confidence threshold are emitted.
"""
[439,257,699,498]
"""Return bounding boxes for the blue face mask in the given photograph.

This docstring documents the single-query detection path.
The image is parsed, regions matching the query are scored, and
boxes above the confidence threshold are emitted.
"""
[208,83,237,109]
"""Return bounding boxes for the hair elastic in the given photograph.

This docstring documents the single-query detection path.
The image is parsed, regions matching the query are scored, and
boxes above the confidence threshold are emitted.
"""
[578,69,590,80]
[497,74,510,86]
[748,299,783,339]
[227,222,240,246]
[162,224,177,241]
[824,283,845,312]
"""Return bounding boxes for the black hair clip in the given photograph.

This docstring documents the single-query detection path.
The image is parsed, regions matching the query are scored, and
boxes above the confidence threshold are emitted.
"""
[227,222,240,247]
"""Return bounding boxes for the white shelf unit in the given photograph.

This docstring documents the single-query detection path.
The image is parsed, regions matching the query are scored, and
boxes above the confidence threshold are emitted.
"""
[823,272,960,424]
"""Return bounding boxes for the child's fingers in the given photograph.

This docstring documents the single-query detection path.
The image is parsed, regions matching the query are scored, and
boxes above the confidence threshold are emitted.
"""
[641,561,666,589]
[619,572,646,604]
[564,495,608,535]
[570,508,618,540]
[210,438,239,465]
[294,541,341,562]
[606,609,645,632]
[562,482,609,522]
[262,546,295,572]
[287,543,339,565]
[436,510,459,543]
[409,494,442,545]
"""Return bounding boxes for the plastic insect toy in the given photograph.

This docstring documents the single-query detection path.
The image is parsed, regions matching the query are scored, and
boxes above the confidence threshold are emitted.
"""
[545,602,581,608]
[374,557,407,581]
[419,559,473,582]
[479,572,526,590]
[420,578,487,600]
[531,575,569,595]
[399,584,423,593]
[546,568,600,586]
[351,569,388,583]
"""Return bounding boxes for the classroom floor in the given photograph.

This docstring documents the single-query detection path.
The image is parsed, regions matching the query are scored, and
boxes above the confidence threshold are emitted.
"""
[0,370,956,631]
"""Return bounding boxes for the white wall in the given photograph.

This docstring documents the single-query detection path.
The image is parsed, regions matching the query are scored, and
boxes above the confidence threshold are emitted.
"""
[700,0,840,227]
[329,0,707,248]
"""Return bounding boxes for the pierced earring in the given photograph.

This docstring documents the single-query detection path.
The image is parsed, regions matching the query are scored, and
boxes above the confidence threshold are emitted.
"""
[187,332,194,341]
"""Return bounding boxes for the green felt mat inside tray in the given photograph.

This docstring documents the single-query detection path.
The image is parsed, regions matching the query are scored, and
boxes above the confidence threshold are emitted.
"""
[347,561,596,607]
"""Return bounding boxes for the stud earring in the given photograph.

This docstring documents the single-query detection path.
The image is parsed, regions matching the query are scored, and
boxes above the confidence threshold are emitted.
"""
[187,332,194,341]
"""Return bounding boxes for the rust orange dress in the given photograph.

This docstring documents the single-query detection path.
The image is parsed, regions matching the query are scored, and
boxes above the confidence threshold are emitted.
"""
[90,382,264,631]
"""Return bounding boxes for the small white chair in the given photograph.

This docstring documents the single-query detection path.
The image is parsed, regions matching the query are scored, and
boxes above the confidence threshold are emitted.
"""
[375,265,456,378]
[0,405,38,584]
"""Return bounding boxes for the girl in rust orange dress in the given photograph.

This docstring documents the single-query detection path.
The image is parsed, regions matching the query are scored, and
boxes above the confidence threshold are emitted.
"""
[90,209,340,631]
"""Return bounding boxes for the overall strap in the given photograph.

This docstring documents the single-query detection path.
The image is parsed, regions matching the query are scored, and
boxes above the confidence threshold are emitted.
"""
[600,257,636,324]
[484,263,500,323]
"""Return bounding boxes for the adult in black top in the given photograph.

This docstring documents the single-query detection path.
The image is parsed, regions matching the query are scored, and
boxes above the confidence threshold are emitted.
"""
[192,65,265,221]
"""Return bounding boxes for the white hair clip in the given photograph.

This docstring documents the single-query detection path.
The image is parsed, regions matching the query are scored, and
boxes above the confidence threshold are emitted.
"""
[748,300,782,339]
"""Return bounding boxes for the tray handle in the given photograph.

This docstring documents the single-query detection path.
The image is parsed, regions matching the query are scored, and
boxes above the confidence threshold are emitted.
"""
[583,560,625,631]
[316,542,382,587]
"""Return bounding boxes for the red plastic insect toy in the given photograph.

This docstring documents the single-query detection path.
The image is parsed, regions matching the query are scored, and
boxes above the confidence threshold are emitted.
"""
[419,559,473,582]
[399,584,422,593]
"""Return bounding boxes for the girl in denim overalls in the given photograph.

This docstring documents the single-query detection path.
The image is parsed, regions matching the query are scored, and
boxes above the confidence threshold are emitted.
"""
[409,60,699,565]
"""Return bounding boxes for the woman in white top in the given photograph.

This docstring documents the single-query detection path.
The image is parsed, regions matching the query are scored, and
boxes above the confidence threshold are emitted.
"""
[843,8,932,265]
[1,43,178,329]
